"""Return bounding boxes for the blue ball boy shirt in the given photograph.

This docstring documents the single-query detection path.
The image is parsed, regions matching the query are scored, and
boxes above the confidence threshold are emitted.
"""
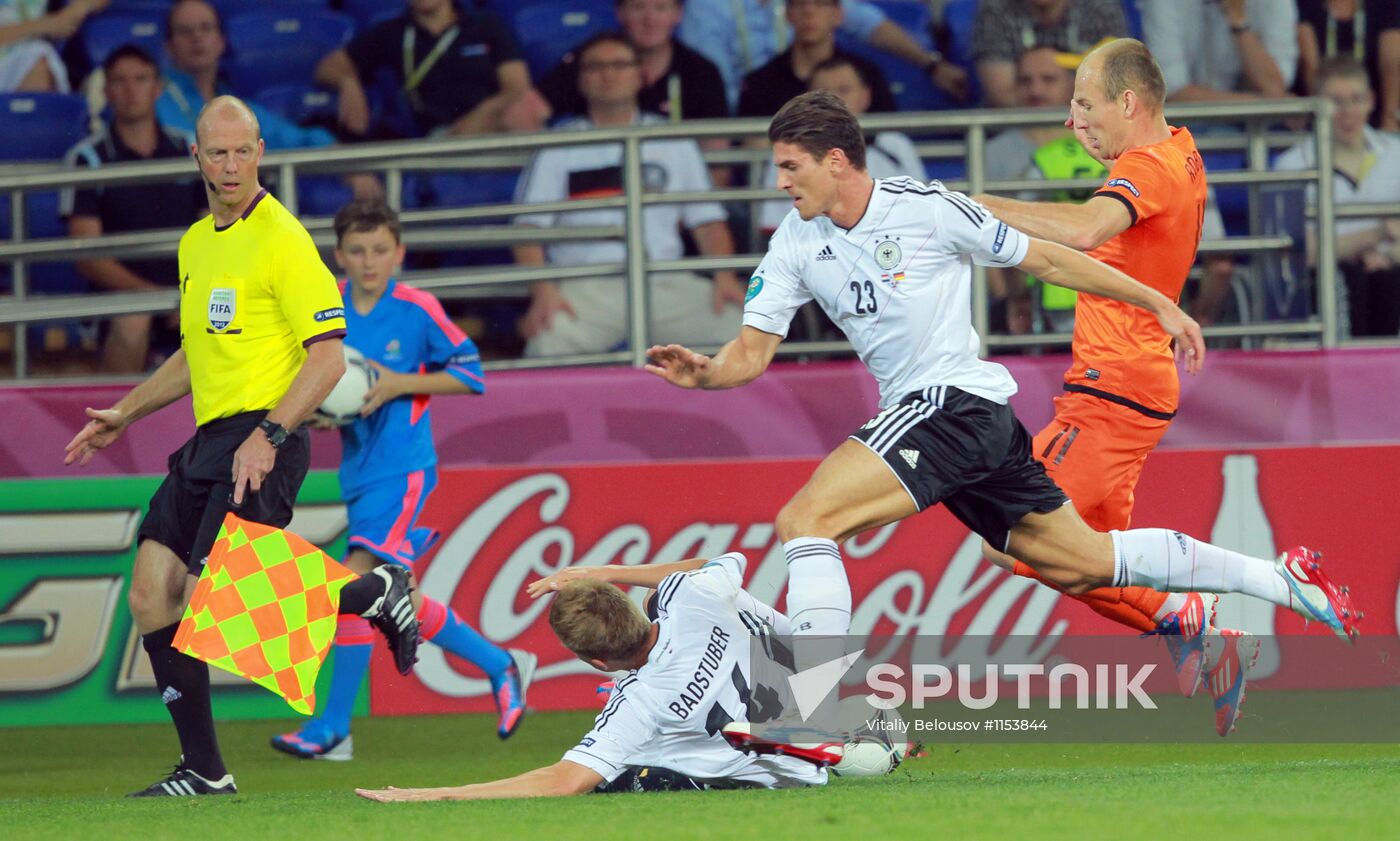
[338,279,485,494]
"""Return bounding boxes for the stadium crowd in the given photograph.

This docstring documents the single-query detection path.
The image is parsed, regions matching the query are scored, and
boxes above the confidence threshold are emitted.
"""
[1,0,1397,374]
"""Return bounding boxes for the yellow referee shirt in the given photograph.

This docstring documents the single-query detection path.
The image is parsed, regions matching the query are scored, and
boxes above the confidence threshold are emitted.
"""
[178,191,347,426]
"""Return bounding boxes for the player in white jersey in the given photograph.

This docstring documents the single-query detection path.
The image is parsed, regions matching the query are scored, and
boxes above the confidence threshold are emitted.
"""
[355,553,831,802]
[645,91,1360,649]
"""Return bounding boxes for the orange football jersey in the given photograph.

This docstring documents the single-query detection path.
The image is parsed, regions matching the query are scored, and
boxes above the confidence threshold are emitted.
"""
[1067,126,1207,416]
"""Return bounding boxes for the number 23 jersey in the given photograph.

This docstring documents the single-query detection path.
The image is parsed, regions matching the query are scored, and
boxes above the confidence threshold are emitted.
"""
[744,177,1030,409]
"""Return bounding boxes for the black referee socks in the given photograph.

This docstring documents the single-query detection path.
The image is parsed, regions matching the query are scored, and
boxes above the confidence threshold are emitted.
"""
[143,622,228,781]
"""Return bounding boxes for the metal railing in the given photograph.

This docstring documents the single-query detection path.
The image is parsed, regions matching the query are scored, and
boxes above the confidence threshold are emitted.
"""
[0,98,1370,380]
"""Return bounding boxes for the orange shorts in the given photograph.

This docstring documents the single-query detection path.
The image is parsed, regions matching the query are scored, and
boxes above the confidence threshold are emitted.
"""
[1032,391,1171,532]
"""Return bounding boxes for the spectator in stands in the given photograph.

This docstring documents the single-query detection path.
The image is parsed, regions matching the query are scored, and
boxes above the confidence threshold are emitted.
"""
[0,0,105,92]
[1275,57,1400,337]
[158,0,334,149]
[60,45,204,374]
[1141,0,1298,101]
[972,0,1127,108]
[758,55,924,231]
[540,0,728,123]
[1295,0,1400,131]
[513,33,743,357]
[682,0,966,109]
[738,0,895,117]
[981,45,1236,335]
[316,0,549,139]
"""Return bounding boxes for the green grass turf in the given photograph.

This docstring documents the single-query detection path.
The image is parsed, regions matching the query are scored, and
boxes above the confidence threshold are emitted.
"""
[1,712,1398,841]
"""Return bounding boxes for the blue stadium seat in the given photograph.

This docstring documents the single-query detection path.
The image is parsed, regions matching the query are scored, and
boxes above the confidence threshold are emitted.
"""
[1202,151,1249,236]
[0,192,89,297]
[84,12,166,69]
[0,94,89,162]
[925,157,968,183]
[296,176,355,217]
[255,83,339,127]
[341,0,401,30]
[211,0,328,17]
[511,0,619,80]
[106,0,174,11]
[224,10,354,98]
[835,36,956,112]
[404,172,522,210]
[870,0,932,46]
[1122,0,1144,40]
[943,0,978,69]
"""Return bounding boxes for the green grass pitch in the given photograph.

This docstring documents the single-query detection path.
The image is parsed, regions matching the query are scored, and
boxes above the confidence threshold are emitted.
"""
[2,712,1398,841]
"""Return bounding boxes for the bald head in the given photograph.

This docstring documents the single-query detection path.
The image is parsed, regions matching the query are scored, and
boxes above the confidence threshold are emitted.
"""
[195,95,260,146]
[1080,38,1165,114]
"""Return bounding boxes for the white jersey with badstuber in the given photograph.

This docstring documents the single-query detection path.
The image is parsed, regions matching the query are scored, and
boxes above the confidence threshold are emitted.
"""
[562,554,826,789]
[744,176,1031,408]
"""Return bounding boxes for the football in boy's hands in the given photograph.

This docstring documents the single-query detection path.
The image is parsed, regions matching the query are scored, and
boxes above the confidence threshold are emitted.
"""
[316,344,377,426]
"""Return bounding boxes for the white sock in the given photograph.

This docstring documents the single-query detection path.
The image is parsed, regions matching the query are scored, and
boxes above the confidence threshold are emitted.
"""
[783,537,851,635]
[1111,529,1293,609]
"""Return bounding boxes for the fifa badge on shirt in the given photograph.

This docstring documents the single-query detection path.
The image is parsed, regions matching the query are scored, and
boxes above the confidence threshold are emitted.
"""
[207,288,236,332]
[875,240,902,270]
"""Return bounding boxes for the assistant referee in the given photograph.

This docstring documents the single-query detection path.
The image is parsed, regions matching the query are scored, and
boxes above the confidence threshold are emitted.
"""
[65,96,418,798]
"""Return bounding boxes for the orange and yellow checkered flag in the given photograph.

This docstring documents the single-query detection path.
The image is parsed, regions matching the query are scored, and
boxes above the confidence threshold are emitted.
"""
[173,513,358,714]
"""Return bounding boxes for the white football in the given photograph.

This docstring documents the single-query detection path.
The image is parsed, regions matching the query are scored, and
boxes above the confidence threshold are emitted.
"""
[832,705,910,778]
[317,344,376,426]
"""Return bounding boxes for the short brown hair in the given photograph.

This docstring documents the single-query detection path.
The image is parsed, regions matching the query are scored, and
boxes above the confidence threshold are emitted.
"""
[334,200,402,245]
[549,579,651,662]
[1317,55,1370,90]
[768,90,866,171]
[1094,38,1165,111]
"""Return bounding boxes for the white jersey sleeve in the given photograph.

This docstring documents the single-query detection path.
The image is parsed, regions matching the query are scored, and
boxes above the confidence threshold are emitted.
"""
[742,217,813,338]
[562,675,658,783]
[933,188,1030,268]
[514,148,566,229]
[669,139,727,230]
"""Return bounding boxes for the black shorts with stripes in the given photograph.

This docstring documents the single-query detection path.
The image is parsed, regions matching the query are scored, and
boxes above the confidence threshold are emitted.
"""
[849,386,1069,551]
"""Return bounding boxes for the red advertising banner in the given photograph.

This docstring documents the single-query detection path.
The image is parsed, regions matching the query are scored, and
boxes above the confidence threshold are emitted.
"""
[369,446,1400,716]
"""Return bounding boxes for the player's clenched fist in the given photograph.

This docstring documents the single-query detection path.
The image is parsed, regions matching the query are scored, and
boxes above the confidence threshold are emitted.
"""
[644,344,711,388]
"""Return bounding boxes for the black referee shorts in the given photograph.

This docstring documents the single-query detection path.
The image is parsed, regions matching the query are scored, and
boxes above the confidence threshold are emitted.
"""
[849,386,1069,551]
[137,410,310,574]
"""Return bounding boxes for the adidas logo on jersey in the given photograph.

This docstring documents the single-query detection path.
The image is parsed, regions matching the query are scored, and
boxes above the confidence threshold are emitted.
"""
[816,245,836,261]
[161,686,183,705]
[899,449,920,469]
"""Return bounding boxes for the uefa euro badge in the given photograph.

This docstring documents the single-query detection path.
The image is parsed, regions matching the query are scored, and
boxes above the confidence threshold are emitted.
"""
[207,287,236,332]
[745,275,764,303]
[875,240,901,270]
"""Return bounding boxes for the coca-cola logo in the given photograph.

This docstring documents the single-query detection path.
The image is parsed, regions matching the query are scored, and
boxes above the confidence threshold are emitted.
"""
[411,472,1068,699]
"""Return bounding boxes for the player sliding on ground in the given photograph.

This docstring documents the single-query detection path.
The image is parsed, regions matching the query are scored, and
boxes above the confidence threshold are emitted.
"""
[644,92,1361,673]
[356,553,863,802]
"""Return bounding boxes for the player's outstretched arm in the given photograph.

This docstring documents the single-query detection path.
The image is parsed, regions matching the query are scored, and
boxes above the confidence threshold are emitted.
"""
[1018,238,1205,374]
[355,761,603,802]
[527,557,708,599]
[63,349,191,466]
[974,193,1132,252]
[645,326,782,390]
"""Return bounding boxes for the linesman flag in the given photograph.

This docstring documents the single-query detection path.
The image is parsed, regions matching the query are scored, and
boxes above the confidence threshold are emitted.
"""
[173,513,357,714]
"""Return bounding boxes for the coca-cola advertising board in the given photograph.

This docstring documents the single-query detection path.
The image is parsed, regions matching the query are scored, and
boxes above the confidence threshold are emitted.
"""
[371,445,1400,716]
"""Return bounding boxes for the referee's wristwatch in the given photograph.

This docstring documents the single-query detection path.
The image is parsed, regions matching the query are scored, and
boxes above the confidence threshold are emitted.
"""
[257,419,290,449]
